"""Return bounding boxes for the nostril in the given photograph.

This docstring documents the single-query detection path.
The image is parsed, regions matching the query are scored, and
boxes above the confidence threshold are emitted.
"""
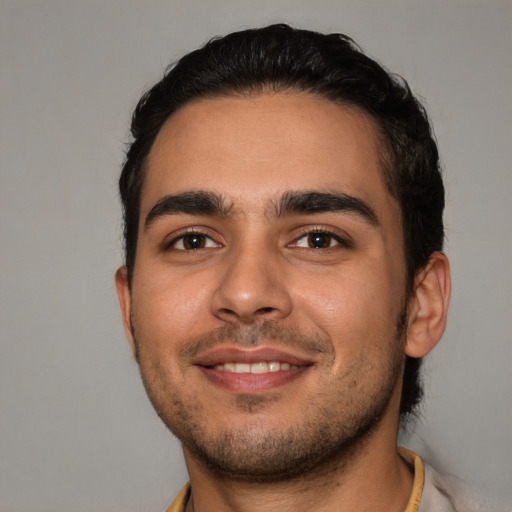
[218,307,237,317]
[256,307,276,315]
[211,278,293,323]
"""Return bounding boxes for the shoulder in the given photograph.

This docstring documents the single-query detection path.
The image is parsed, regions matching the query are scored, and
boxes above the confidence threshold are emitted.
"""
[420,462,505,512]
[164,483,190,512]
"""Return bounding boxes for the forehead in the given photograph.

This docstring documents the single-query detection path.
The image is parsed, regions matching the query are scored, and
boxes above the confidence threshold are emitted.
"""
[142,92,397,223]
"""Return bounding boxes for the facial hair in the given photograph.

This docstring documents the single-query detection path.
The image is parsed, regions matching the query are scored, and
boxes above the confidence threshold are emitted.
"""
[132,316,406,484]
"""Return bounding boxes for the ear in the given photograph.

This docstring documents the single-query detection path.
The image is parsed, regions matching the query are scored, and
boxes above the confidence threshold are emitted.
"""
[115,266,137,358]
[405,252,451,358]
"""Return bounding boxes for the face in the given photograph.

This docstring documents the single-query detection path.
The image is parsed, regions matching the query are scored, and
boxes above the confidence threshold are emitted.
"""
[117,93,410,482]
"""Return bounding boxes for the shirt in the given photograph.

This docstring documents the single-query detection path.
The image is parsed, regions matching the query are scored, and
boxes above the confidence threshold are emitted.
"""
[164,448,489,512]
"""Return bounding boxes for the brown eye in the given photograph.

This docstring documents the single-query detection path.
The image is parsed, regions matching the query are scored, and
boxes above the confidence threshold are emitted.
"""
[307,233,333,248]
[292,230,350,250]
[169,233,220,251]
[182,234,206,250]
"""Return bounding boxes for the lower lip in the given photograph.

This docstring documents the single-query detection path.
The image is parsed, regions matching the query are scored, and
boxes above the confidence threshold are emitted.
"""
[197,366,309,393]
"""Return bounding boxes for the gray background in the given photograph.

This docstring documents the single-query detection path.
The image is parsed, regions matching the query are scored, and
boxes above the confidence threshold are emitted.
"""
[1,1,511,510]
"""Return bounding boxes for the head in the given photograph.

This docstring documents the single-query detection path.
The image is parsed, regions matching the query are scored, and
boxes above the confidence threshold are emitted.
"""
[119,24,445,422]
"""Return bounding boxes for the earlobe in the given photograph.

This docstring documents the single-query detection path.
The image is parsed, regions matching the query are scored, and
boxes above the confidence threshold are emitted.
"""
[405,252,451,358]
[115,266,137,358]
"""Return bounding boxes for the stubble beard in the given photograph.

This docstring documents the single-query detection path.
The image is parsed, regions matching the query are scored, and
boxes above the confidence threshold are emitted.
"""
[133,315,406,484]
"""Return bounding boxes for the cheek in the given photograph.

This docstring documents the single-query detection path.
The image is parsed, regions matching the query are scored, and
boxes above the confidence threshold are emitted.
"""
[131,268,215,344]
[293,263,401,343]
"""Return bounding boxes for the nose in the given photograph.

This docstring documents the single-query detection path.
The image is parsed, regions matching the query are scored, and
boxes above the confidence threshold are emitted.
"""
[211,244,293,325]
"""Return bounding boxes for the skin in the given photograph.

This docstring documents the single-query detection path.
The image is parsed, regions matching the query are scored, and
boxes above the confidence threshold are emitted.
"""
[116,92,451,512]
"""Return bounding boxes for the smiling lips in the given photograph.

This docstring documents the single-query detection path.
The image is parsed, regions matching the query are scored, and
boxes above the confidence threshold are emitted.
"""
[194,347,312,392]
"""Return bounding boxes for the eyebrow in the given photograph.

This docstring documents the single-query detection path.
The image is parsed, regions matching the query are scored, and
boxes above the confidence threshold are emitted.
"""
[274,191,378,226]
[144,189,379,230]
[144,191,233,230]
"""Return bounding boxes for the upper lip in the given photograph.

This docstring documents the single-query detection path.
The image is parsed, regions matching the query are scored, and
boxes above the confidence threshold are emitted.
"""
[192,346,314,367]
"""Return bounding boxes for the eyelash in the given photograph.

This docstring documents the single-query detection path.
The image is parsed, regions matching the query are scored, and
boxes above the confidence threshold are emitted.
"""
[164,227,352,252]
[291,227,352,250]
[165,229,221,251]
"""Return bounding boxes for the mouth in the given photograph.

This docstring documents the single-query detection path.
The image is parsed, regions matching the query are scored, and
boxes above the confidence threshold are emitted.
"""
[193,347,313,393]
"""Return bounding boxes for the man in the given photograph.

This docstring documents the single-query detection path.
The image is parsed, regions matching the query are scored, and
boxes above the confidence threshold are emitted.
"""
[115,25,481,512]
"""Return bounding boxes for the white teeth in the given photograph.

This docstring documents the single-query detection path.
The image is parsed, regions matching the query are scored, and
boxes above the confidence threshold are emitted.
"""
[268,362,280,372]
[213,361,298,373]
[236,363,251,373]
[251,362,268,374]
